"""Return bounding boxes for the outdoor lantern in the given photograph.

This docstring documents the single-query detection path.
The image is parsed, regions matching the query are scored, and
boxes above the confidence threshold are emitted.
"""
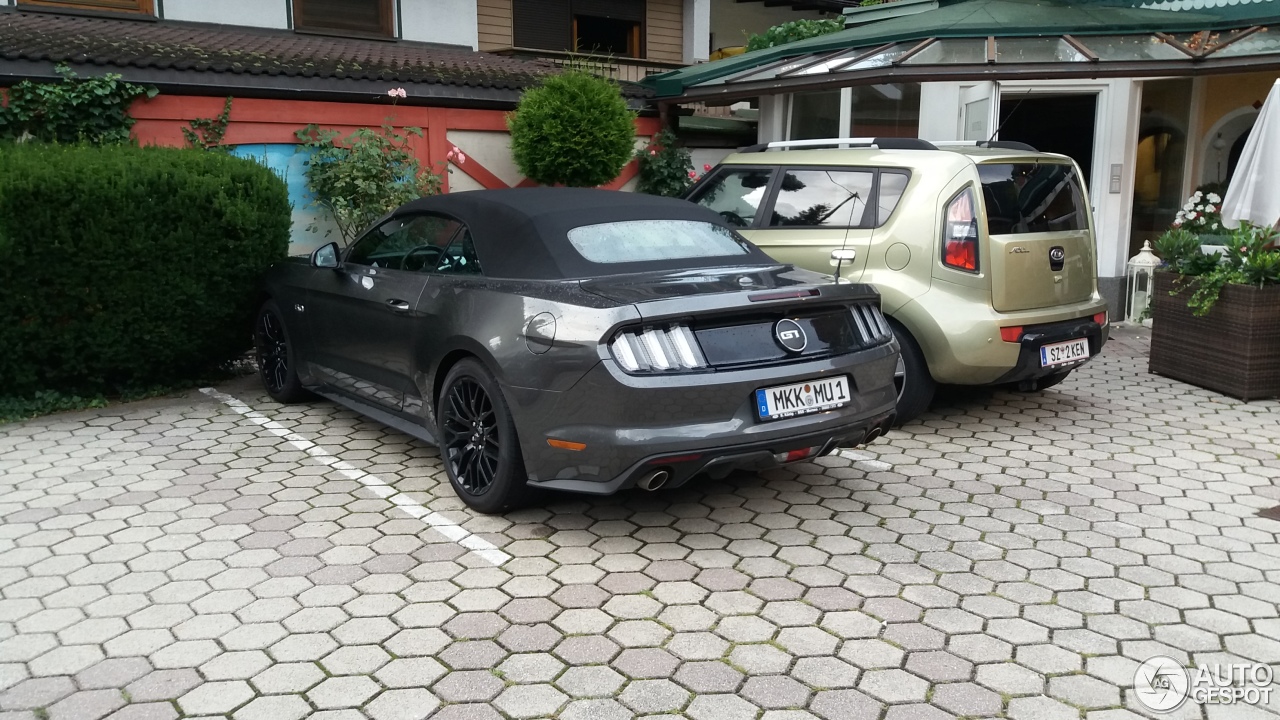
[1126,240,1163,324]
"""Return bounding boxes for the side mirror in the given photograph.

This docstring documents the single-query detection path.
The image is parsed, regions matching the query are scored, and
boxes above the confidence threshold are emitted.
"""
[311,242,340,269]
[830,248,856,266]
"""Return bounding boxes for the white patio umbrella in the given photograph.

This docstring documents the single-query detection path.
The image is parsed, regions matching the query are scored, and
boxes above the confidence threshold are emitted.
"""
[1221,78,1280,230]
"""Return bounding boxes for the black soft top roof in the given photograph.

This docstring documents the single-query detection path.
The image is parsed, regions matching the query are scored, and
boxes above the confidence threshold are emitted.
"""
[393,188,775,280]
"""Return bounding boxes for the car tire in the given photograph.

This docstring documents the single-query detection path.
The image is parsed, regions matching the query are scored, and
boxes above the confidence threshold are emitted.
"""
[254,300,311,404]
[888,320,935,426]
[437,358,531,514]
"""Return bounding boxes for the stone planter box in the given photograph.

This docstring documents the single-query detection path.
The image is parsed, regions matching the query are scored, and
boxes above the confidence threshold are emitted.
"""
[1149,271,1280,400]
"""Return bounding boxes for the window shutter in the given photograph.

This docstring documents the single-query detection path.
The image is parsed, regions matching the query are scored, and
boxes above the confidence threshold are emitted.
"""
[512,0,572,51]
[295,0,392,36]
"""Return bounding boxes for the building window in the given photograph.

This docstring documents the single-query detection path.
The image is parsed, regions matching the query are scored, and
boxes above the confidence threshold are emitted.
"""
[850,84,921,139]
[514,0,645,57]
[574,15,641,58]
[293,0,394,38]
[789,91,842,141]
[16,0,154,14]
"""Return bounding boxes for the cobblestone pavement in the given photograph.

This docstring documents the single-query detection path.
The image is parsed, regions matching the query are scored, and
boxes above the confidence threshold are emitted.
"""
[2,326,1279,720]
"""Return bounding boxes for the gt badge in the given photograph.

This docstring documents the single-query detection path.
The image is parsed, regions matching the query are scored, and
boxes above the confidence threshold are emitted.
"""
[774,319,808,353]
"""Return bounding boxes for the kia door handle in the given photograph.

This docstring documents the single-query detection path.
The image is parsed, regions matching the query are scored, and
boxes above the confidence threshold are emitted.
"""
[387,299,411,312]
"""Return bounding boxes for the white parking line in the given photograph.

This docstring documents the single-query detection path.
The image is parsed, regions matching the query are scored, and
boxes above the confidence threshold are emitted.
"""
[839,449,893,471]
[200,388,511,567]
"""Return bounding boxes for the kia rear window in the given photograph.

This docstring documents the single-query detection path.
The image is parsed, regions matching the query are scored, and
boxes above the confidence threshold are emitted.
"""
[978,163,1088,235]
[567,220,752,264]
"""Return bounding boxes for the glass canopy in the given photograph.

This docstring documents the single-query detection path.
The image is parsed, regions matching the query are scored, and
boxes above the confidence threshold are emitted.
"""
[687,27,1279,91]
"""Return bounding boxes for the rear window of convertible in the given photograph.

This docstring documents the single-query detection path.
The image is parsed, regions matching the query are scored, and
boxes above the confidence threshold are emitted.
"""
[567,220,752,264]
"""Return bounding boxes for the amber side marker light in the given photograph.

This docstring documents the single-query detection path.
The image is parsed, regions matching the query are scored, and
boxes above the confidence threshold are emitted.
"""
[547,439,586,451]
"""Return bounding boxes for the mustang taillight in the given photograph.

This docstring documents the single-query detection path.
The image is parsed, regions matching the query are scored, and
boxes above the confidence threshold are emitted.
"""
[610,324,708,373]
[850,303,892,346]
[943,187,979,273]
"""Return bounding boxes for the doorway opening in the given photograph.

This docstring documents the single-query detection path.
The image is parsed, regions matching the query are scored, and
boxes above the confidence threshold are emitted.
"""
[996,93,1098,185]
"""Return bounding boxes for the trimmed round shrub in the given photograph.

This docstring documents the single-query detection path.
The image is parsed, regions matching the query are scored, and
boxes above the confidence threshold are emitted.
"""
[508,70,637,188]
[0,143,291,397]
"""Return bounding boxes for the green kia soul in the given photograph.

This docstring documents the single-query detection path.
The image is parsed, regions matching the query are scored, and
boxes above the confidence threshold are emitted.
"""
[685,138,1110,424]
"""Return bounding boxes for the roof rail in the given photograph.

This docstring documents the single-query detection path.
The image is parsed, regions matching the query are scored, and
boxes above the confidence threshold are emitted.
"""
[740,137,939,153]
[932,140,1039,152]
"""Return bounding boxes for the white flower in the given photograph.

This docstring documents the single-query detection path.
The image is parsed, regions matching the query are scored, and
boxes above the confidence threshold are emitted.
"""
[1205,204,1216,213]
[1208,192,1221,203]
[1193,191,1203,200]
[1175,211,1186,220]
[1183,202,1195,211]
[1187,211,1198,220]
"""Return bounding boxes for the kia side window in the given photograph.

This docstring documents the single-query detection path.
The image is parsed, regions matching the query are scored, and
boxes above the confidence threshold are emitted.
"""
[688,169,776,228]
[768,170,875,228]
[347,215,462,272]
[435,229,484,276]
[877,171,910,226]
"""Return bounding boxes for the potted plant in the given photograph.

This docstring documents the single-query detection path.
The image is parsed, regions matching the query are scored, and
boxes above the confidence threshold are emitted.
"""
[1172,185,1230,250]
[1149,222,1280,400]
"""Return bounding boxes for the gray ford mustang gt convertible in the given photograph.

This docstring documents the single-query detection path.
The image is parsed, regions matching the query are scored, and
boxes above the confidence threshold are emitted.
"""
[255,188,899,513]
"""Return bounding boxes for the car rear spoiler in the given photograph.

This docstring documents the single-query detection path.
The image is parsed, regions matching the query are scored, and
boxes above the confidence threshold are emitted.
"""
[931,140,1039,152]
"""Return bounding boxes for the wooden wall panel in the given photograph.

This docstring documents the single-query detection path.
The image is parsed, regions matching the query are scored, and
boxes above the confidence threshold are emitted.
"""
[645,0,683,63]
[477,0,514,50]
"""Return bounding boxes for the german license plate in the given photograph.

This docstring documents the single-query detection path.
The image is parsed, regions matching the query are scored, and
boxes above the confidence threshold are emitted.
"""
[756,376,850,421]
[1040,338,1089,367]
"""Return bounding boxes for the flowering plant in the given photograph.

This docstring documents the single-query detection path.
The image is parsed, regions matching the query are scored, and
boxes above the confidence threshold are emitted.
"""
[1172,189,1225,235]
[1156,222,1280,315]
[294,88,456,245]
[635,130,698,197]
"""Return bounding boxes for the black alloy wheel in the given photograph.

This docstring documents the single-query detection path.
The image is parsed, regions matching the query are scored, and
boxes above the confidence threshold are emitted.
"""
[254,300,309,403]
[441,378,500,495]
[436,358,531,513]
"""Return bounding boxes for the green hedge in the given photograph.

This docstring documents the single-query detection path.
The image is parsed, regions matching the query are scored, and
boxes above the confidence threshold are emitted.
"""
[0,144,290,398]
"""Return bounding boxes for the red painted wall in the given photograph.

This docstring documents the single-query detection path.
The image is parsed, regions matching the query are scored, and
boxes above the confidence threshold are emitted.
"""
[131,96,661,192]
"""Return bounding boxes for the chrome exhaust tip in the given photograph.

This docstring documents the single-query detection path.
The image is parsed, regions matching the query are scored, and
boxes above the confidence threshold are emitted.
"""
[636,469,670,491]
[865,428,882,443]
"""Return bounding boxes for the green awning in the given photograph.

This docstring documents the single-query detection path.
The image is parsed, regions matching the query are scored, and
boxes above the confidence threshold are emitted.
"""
[646,0,1280,98]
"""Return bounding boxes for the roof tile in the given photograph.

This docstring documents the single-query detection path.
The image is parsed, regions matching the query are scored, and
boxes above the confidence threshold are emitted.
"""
[0,9,649,97]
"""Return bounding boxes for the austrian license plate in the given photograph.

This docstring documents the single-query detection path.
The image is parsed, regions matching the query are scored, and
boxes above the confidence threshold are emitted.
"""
[756,376,851,421]
[1039,338,1090,367]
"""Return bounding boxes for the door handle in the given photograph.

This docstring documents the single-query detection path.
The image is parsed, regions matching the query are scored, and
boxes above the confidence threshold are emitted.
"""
[387,299,411,312]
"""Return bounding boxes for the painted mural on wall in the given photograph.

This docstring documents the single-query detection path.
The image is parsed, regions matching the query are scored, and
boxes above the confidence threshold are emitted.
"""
[230,143,340,256]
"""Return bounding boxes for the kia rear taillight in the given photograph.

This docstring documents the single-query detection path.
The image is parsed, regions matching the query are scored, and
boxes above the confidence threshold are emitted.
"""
[943,188,979,273]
